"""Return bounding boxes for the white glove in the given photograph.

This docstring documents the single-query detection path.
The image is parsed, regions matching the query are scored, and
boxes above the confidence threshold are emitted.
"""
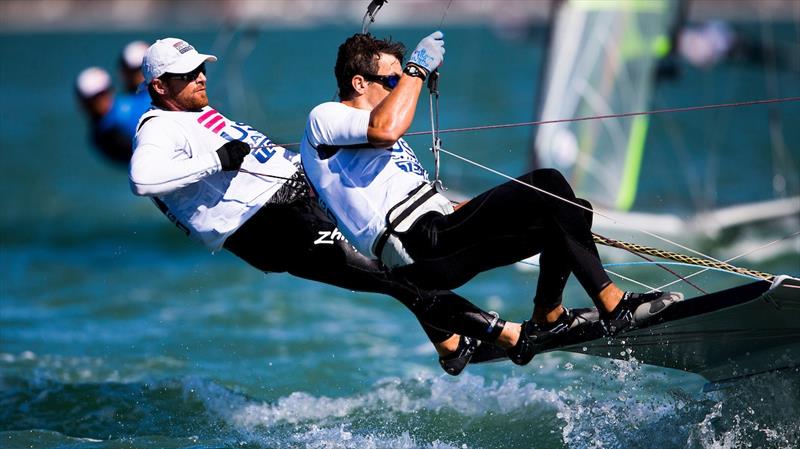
[407,31,445,76]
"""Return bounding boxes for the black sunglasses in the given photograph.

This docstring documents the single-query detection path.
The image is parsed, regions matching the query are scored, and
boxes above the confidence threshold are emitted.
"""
[363,73,400,90]
[162,63,206,82]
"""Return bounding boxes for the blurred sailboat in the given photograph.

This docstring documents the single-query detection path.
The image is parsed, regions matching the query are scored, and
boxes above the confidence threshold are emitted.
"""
[530,0,800,241]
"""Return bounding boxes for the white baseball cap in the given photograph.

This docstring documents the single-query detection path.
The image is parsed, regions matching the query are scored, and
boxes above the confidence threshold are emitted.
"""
[142,38,217,84]
[121,40,149,70]
[76,66,112,98]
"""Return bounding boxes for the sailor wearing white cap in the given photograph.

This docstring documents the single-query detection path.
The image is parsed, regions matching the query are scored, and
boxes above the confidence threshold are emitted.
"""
[75,53,151,166]
[76,66,112,101]
[75,66,132,165]
[142,38,217,84]
[119,40,149,93]
[140,38,217,112]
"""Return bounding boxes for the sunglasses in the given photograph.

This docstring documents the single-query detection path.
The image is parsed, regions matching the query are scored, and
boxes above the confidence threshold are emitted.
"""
[363,73,400,90]
[162,63,206,82]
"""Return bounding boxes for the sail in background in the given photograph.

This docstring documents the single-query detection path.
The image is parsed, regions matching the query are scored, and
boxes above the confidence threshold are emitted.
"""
[533,0,678,211]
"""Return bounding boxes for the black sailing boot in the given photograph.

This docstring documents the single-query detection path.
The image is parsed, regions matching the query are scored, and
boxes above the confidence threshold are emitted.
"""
[438,336,512,375]
[600,291,684,335]
[507,307,595,365]
[439,335,480,376]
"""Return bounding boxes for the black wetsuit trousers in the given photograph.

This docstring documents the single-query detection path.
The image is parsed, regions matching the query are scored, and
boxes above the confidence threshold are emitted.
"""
[394,169,612,311]
[223,193,504,344]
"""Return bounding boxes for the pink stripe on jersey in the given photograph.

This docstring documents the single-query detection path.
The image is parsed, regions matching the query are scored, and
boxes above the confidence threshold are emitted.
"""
[212,122,225,133]
[204,115,222,129]
[197,109,217,123]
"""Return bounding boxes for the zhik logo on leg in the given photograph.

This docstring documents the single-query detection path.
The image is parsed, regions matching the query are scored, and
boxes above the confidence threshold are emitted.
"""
[314,228,346,245]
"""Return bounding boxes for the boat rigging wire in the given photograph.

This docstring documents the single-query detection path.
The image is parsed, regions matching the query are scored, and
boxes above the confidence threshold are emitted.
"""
[427,0,452,193]
[404,96,800,138]
[607,262,768,281]
[592,234,777,281]
[594,232,708,293]
[275,96,800,149]
[519,260,766,282]
[428,70,444,192]
[604,268,657,291]
[439,0,454,28]
[655,230,799,291]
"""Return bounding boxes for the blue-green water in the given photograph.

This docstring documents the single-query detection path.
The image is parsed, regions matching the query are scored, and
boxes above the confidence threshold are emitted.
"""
[1,26,799,449]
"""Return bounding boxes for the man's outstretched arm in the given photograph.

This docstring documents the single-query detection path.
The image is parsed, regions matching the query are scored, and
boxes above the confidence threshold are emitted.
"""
[367,31,445,148]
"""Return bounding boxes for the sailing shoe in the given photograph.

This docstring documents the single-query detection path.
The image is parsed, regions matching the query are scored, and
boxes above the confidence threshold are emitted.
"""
[439,335,479,376]
[601,291,684,335]
[507,308,594,366]
[469,339,508,364]
[506,321,537,366]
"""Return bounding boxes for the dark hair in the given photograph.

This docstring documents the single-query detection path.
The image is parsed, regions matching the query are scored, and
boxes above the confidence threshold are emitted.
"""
[335,33,405,101]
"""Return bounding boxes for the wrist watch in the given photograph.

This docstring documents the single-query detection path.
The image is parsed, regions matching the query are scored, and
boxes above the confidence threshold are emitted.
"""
[404,63,427,81]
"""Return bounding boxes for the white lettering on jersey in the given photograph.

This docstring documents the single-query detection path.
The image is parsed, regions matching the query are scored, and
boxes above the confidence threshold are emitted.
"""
[314,228,346,245]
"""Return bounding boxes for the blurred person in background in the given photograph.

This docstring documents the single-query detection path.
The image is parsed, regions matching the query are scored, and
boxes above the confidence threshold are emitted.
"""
[677,20,794,71]
[678,20,738,69]
[76,66,132,166]
[657,18,797,80]
[119,40,149,93]
[119,41,150,92]
[128,37,526,376]
[75,41,151,167]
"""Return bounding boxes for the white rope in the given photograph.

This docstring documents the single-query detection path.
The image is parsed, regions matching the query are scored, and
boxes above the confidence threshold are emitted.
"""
[518,258,660,289]
[605,268,658,291]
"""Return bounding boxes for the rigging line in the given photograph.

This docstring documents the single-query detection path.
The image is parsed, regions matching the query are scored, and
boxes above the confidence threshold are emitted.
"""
[655,230,800,291]
[605,268,657,291]
[723,230,799,267]
[436,146,734,269]
[274,96,800,148]
[428,71,444,191]
[593,234,776,281]
[594,232,707,293]
[516,259,659,291]
[521,259,761,281]
[403,96,800,138]
[518,262,657,291]
[604,262,763,281]
[439,0,454,28]
[657,264,742,292]
[426,0,451,193]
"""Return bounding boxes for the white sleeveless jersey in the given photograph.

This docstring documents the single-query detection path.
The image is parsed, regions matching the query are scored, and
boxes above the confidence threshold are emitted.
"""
[300,102,428,258]
[130,106,299,251]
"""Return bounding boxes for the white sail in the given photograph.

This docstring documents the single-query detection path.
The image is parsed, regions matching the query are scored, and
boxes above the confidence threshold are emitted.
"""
[532,0,800,239]
[534,0,677,211]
